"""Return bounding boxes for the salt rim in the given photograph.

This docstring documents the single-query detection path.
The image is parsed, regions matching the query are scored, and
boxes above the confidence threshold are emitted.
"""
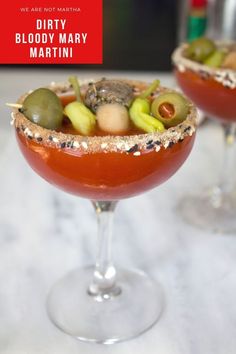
[12,79,197,154]
[172,42,236,89]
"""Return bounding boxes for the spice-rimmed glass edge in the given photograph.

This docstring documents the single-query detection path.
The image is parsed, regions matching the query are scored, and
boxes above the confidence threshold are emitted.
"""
[172,42,236,90]
[12,79,197,155]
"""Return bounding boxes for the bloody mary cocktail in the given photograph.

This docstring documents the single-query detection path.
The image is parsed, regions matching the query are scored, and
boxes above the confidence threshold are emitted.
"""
[172,40,236,122]
[10,78,197,343]
[172,39,236,233]
[13,80,196,200]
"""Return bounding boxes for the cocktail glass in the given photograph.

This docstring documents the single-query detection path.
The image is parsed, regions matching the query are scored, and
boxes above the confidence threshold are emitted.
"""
[172,43,236,233]
[12,79,196,343]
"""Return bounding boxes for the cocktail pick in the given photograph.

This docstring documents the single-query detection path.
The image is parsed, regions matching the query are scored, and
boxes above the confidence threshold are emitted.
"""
[6,103,22,109]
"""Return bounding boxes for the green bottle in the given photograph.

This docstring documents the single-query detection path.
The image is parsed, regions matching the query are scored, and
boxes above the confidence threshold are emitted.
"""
[187,0,208,42]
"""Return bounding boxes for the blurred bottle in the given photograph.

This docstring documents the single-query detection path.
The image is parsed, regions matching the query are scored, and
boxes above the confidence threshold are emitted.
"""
[178,0,208,43]
[187,0,208,41]
[207,0,236,40]
[177,0,209,125]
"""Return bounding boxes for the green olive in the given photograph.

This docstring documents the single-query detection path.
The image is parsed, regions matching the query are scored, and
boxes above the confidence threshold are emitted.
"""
[151,92,189,128]
[203,49,226,68]
[22,88,63,129]
[185,37,216,62]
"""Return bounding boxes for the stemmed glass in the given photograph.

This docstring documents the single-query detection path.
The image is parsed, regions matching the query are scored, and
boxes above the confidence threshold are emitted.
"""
[12,79,197,343]
[172,42,236,233]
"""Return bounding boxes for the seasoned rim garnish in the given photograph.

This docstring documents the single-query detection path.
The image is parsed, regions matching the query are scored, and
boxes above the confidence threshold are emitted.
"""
[12,79,197,154]
[172,42,236,89]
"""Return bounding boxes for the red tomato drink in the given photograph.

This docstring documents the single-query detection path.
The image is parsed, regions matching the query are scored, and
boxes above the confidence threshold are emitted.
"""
[172,42,236,123]
[13,80,197,200]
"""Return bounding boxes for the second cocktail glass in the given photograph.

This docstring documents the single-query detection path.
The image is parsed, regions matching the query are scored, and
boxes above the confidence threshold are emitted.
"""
[172,41,236,233]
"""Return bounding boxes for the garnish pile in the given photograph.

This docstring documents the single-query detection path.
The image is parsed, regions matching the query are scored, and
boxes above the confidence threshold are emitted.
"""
[184,37,236,70]
[16,77,190,136]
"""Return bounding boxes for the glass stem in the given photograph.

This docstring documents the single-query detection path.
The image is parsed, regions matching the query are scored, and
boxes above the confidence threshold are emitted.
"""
[88,201,121,301]
[210,123,236,208]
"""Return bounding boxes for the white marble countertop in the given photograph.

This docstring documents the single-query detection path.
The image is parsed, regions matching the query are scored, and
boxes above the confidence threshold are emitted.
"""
[0,68,236,354]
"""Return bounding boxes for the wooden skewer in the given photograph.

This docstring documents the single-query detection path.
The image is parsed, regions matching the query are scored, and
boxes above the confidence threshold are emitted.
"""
[6,103,23,109]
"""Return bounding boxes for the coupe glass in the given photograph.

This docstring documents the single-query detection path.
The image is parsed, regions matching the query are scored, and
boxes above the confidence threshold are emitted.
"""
[172,42,236,233]
[12,79,197,343]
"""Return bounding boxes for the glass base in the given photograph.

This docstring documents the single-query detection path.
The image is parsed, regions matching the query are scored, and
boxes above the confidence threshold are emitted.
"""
[47,266,164,344]
[177,189,236,234]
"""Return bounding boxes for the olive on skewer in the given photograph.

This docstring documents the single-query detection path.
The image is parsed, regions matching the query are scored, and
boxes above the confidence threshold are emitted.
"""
[20,88,63,130]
